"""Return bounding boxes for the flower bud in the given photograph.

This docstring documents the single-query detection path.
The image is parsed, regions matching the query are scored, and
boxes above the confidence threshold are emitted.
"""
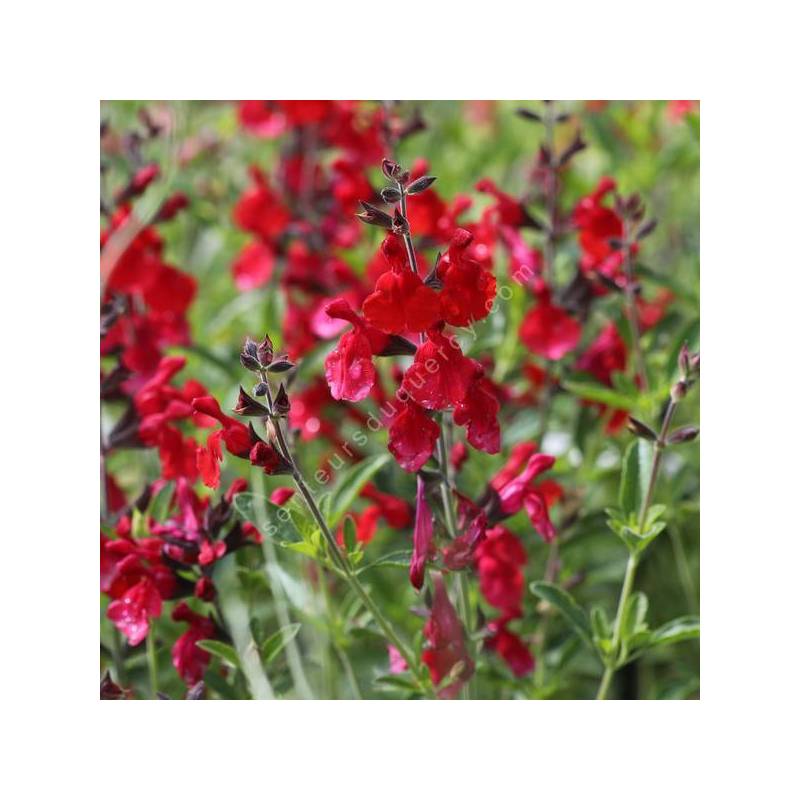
[254,381,269,397]
[256,333,274,366]
[667,425,699,445]
[670,380,689,402]
[267,358,295,374]
[233,386,269,417]
[627,416,657,441]
[380,186,402,204]
[273,383,291,415]
[406,175,437,195]
[356,200,394,229]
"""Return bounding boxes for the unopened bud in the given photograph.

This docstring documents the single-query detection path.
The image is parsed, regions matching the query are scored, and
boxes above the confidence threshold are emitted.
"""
[254,381,268,397]
[380,186,402,204]
[233,386,269,417]
[267,358,295,374]
[627,416,658,441]
[273,383,291,415]
[670,380,689,402]
[667,425,699,445]
[356,200,394,229]
[406,175,437,195]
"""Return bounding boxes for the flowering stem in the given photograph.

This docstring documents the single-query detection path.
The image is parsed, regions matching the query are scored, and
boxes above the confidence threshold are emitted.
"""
[622,236,649,392]
[251,468,314,699]
[543,101,558,285]
[399,190,420,275]
[596,552,638,700]
[596,398,677,699]
[259,371,430,695]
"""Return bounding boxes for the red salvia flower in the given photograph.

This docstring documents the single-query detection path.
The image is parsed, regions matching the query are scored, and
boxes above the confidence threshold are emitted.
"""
[387,400,441,472]
[400,330,480,411]
[422,574,474,699]
[171,602,217,686]
[453,376,501,454]
[107,576,163,646]
[410,476,435,590]
[438,229,497,327]
[520,288,582,360]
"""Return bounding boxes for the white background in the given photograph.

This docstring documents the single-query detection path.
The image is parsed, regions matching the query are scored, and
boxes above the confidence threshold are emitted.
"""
[1,1,798,797]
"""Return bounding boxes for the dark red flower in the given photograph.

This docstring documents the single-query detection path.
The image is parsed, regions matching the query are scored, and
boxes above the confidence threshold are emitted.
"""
[422,574,474,699]
[362,263,441,334]
[171,602,216,686]
[438,229,497,326]
[400,330,480,411]
[453,376,501,454]
[474,527,527,614]
[486,619,535,677]
[410,476,435,590]
[232,241,275,291]
[520,289,582,360]
[107,576,162,646]
[324,299,379,402]
[233,166,291,242]
[387,401,440,472]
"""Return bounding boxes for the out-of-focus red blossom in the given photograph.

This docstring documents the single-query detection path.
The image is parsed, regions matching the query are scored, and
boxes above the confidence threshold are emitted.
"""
[450,441,468,472]
[486,619,535,677]
[387,401,440,472]
[667,100,698,122]
[233,166,291,241]
[475,178,527,227]
[400,330,480,411]
[232,241,275,291]
[453,376,501,454]
[576,323,627,385]
[388,645,408,674]
[361,483,412,529]
[422,574,474,698]
[520,288,582,360]
[475,526,527,614]
[638,288,674,330]
[573,178,629,281]
[270,487,296,506]
[442,500,487,571]
[410,476,435,590]
[437,229,497,326]
[107,577,163,646]
[171,602,217,686]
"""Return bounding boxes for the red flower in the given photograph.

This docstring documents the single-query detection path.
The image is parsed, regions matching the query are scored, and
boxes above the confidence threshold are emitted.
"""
[233,166,291,242]
[475,178,527,227]
[361,262,441,334]
[323,299,379,402]
[232,241,275,291]
[422,574,474,698]
[438,229,497,326]
[573,178,629,280]
[410,476,435,590]
[107,576,163,646]
[171,602,216,686]
[387,401,440,472]
[400,330,479,411]
[493,450,558,543]
[475,526,527,615]
[520,289,581,360]
[486,619,535,677]
[453,376,501,454]
[576,323,627,385]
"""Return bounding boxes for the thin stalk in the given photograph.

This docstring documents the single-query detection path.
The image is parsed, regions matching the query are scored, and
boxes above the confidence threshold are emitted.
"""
[621,233,649,392]
[252,469,314,699]
[596,399,677,699]
[259,372,430,694]
[146,629,159,698]
[543,101,558,285]
[596,553,638,700]
[399,191,420,275]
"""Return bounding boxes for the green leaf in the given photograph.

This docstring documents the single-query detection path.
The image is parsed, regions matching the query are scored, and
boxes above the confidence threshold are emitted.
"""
[356,550,413,574]
[619,591,649,659]
[343,515,358,554]
[530,581,594,650]
[619,439,654,516]
[147,481,174,522]
[232,492,303,547]
[562,377,638,411]
[196,640,241,669]
[260,623,302,664]
[647,616,700,649]
[328,454,391,528]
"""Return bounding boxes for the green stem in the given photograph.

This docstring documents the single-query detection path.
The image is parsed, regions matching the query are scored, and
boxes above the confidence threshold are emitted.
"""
[260,373,430,695]
[146,629,159,698]
[597,553,638,700]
